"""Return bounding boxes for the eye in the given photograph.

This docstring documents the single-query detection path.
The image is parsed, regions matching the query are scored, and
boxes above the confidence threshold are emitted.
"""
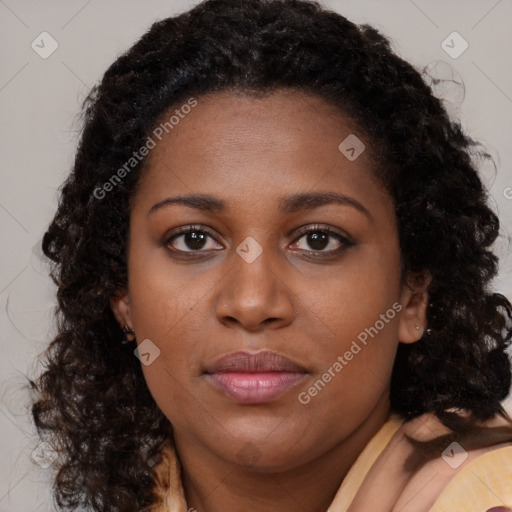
[163,223,354,257]
[290,224,354,254]
[164,225,223,253]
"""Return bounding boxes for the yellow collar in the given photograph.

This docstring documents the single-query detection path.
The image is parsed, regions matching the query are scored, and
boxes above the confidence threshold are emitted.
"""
[145,412,512,512]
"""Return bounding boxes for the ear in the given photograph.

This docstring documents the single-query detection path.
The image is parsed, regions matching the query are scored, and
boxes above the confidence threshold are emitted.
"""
[398,271,432,344]
[110,289,133,334]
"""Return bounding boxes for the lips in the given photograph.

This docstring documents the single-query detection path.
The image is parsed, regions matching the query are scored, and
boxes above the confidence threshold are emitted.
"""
[205,350,307,374]
[203,350,308,404]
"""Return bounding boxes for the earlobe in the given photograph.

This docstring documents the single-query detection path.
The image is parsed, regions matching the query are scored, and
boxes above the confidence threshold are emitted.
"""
[398,271,432,344]
[110,290,133,332]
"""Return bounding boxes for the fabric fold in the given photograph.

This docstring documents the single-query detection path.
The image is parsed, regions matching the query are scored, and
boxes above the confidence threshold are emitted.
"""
[147,411,512,512]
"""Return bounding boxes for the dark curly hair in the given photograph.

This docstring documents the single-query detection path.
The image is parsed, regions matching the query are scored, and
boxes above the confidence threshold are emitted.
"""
[28,0,512,510]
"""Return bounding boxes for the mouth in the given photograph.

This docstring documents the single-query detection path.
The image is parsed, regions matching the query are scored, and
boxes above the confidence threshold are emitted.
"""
[203,350,309,404]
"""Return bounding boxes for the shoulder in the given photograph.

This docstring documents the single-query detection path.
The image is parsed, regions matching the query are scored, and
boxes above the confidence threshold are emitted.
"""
[397,411,512,512]
[428,443,512,512]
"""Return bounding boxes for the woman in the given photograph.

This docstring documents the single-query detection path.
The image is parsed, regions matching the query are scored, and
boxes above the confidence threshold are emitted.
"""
[30,0,512,511]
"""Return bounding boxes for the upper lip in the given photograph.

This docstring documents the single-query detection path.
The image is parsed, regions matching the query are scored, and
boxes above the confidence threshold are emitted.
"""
[204,350,308,374]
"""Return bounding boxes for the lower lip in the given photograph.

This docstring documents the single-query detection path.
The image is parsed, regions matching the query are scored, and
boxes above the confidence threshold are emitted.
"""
[205,372,307,404]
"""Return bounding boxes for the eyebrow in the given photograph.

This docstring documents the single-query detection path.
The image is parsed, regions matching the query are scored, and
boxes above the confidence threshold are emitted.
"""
[148,192,371,218]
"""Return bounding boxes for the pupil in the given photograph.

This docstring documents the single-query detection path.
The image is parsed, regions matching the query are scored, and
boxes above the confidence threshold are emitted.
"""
[308,232,328,250]
[185,232,207,250]
[182,231,330,251]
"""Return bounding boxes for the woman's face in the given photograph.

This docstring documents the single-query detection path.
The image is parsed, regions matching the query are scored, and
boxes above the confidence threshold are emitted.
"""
[112,90,428,471]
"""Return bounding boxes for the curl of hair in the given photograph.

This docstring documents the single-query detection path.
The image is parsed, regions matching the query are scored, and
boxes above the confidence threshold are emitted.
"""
[29,0,512,510]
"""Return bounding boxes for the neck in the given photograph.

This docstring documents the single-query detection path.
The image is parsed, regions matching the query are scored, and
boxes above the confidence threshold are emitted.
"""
[173,399,390,512]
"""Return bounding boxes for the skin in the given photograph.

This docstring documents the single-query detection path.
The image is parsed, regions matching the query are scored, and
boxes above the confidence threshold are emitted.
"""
[111,89,430,512]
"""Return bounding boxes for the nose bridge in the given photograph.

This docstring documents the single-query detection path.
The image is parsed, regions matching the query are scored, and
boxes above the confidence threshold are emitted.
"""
[234,235,275,296]
[215,234,295,330]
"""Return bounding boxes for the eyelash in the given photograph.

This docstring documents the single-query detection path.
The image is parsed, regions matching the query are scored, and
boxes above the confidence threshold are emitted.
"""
[163,224,354,258]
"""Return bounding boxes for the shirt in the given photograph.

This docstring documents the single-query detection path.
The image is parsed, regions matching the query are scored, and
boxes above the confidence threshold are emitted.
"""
[145,410,512,512]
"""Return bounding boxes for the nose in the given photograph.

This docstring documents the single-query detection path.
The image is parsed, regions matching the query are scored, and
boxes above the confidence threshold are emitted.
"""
[215,243,296,332]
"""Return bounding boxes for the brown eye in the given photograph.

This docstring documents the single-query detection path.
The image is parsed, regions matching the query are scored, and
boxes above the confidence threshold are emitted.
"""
[165,226,223,253]
[290,225,353,254]
[302,231,331,251]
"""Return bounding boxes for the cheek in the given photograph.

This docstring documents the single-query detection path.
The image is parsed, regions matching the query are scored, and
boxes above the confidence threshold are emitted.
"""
[308,240,402,350]
[139,361,220,441]
[297,311,399,433]
[296,247,401,411]
[125,251,204,407]
[127,239,219,345]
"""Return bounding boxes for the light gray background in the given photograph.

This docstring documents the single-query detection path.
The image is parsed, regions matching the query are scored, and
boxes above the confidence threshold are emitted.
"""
[1,1,511,510]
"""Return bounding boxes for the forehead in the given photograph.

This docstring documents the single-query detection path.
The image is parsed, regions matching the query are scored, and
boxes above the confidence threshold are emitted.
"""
[133,89,389,216]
